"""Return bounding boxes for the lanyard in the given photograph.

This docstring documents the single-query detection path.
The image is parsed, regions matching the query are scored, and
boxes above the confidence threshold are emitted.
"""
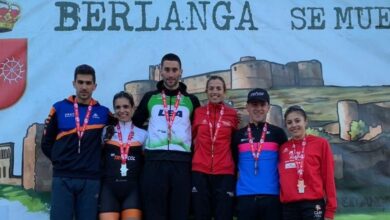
[247,123,268,175]
[206,103,225,148]
[116,122,134,165]
[73,98,93,153]
[161,90,181,140]
[291,136,306,180]
[206,103,224,171]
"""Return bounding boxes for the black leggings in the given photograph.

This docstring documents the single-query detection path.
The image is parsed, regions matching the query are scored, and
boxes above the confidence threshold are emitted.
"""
[99,178,141,213]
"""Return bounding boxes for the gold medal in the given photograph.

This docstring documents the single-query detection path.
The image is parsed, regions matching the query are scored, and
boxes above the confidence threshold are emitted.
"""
[297,179,305,193]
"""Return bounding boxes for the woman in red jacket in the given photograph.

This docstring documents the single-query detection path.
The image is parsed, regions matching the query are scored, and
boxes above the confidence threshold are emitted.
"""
[278,105,337,220]
[191,75,239,220]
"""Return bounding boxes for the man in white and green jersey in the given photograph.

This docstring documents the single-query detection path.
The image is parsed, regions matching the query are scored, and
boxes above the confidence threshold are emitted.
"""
[132,53,200,220]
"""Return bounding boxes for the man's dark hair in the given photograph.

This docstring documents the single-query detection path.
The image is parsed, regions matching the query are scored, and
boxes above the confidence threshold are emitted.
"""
[160,53,181,69]
[74,64,96,83]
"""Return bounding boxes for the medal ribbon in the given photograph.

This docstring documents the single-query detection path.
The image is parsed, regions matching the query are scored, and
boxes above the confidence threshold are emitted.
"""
[247,122,268,175]
[206,103,224,171]
[206,103,225,148]
[162,90,181,139]
[116,122,135,165]
[292,136,306,180]
[73,98,93,153]
[247,123,268,163]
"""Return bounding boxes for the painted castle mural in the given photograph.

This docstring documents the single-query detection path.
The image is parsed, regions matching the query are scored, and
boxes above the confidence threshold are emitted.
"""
[0,143,20,185]
[126,56,324,105]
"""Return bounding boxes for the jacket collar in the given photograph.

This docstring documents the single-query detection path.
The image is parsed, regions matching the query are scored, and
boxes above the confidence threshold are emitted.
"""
[248,121,266,128]
[156,80,187,96]
[207,102,225,110]
[67,95,98,106]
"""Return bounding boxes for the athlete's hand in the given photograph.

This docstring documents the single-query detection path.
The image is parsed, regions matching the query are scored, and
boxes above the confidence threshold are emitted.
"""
[103,125,115,142]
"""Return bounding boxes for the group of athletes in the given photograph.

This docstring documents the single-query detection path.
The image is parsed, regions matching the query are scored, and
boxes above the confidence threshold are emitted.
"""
[41,53,337,220]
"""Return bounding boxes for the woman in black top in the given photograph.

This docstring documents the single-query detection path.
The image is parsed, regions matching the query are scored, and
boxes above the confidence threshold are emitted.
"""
[99,91,147,220]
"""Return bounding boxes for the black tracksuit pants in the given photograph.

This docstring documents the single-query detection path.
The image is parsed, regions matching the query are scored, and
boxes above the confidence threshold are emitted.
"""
[282,199,326,220]
[141,160,191,220]
[236,194,282,220]
[191,171,235,220]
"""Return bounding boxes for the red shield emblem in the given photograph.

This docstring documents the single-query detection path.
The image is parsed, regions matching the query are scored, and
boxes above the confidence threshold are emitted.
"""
[0,39,27,109]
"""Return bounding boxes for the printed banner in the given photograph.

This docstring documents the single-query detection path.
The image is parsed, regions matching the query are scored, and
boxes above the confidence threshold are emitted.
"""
[0,0,389,219]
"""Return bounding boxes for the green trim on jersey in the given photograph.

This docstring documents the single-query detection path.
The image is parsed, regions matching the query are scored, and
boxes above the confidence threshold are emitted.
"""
[145,93,195,153]
[145,138,191,152]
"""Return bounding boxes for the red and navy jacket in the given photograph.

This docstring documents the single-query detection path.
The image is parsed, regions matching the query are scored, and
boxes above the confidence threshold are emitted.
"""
[41,96,112,179]
[191,103,239,175]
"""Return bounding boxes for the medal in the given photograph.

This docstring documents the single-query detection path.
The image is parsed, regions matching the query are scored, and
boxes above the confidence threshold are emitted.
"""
[167,127,172,141]
[292,137,307,193]
[162,90,181,141]
[117,122,134,177]
[247,123,268,175]
[120,164,128,177]
[297,179,306,193]
[254,160,258,175]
